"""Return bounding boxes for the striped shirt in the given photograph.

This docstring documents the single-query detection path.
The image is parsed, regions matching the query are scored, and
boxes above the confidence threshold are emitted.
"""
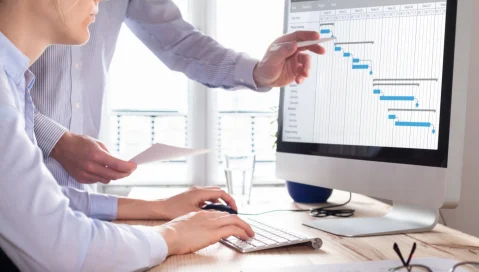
[30,0,262,219]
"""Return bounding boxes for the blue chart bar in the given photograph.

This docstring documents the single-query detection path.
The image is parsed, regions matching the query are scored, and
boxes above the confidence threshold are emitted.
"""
[373,89,381,94]
[335,46,342,51]
[320,29,331,34]
[380,96,415,101]
[388,115,397,120]
[395,121,431,128]
[344,52,351,57]
[352,64,369,69]
[352,58,360,63]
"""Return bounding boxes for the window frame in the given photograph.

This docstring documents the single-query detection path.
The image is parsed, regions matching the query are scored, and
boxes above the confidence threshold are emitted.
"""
[102,0,282,192]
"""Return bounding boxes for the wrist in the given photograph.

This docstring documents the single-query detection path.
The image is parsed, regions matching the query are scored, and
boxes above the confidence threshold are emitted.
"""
[252,62,275,91]
[157,225,179,257]
[253,62,267,89]
[148,199,171,219]
[51,131,72,160]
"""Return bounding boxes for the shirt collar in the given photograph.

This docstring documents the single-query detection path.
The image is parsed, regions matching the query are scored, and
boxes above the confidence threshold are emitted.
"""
[0,32,30,85]
[25,70,36,91]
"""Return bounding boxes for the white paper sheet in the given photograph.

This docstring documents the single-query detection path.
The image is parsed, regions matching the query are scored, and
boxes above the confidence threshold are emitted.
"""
[246,258,468,272]
[129,143,210,165]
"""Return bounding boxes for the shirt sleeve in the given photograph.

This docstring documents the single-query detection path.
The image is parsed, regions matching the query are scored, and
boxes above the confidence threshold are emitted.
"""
[125,0,271,92]
[0,105,167,272]
[61,187,119,221]
[34,110,68,158]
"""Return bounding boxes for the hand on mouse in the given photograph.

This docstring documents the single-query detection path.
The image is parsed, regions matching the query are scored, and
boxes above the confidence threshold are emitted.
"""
[153,186,238,220]
[156,211,254,256]
[115,187,238,220]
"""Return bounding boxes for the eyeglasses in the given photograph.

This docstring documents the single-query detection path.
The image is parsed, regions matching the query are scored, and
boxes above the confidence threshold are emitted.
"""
[389,242,479,272]
[309,192,355,218]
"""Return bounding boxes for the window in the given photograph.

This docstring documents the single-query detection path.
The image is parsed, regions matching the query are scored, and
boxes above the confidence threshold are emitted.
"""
[105,0,190,185]
[213,0,284,184]
[103,0,284,187]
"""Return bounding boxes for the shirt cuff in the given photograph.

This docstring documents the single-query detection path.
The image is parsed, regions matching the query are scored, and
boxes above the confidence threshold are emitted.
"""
[234,54,271,92]
[132,226,168,267]
[34,113,68,158]
[89,193,118,221]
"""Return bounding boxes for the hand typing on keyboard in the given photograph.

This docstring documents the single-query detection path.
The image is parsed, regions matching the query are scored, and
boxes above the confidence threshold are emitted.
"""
[156,211,255,256]
[222,218,323,253]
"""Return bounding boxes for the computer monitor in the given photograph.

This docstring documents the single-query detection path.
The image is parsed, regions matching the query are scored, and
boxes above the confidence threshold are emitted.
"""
[277,0,474,237]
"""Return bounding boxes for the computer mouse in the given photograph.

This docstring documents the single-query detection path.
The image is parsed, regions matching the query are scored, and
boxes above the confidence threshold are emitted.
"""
[201,203,238,215]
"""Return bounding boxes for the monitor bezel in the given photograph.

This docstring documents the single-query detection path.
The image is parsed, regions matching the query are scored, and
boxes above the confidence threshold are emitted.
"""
[277,0,457,168]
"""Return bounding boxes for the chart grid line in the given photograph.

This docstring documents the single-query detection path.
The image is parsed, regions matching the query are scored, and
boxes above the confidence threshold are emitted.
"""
[373,83,421,86]
[373,78,439,82]
[334,41,375,45]
[388,108,437,112]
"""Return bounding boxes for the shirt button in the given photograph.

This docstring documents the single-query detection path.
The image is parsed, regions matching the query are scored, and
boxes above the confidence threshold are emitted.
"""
[240,78,245,83]
[74,63,80,69]
[75,102,81,109]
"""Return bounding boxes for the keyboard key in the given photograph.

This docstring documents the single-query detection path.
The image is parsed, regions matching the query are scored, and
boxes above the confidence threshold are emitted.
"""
[289,232,307,239]
[285,235,301,241]
[257,238,278,245]
[275,235,292,241]
[226,237,239,243]
[254,230,268,236]
[236,243,254,250]
[262,235,278,241]
[248,239,266,247]
[272,230,288,236]
[274,238,289,244]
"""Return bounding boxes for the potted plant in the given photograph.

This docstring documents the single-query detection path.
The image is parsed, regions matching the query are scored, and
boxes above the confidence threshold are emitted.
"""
[271,107,333,203]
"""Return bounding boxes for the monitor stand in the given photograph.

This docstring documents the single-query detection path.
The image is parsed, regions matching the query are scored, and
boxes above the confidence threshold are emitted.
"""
[303,202,438,237]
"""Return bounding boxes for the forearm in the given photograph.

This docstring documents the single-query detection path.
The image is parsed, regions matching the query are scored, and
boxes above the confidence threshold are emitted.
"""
[117,198,169,220]
[125,0,269,91]
[34,110,68,158]
[61,187,170,221]
[61,183,175,221]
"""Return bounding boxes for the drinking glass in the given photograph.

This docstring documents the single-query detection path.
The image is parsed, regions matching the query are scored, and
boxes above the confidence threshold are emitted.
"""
[223,153,256,205]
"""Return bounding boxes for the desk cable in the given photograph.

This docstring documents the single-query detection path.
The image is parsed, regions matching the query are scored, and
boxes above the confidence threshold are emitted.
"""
[238,192,355,218]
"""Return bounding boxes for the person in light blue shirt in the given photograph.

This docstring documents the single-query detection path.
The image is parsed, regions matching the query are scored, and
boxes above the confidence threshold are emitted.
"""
[0,0,255,270]
[31,0,326,222]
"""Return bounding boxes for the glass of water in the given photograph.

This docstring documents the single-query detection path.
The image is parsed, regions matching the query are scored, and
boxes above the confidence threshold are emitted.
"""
[223,153,256,205]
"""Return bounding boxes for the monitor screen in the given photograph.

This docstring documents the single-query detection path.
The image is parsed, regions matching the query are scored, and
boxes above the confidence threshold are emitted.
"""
[279,0,456,167]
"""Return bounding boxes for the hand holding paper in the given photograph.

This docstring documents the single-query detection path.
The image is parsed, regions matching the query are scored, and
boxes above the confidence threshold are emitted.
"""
[129,143,211,165]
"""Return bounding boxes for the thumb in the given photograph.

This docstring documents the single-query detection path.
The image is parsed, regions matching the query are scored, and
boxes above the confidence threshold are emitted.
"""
[267,42,298,65]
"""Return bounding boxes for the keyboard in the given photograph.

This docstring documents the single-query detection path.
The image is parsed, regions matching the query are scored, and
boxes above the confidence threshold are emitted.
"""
[221,217,323,253]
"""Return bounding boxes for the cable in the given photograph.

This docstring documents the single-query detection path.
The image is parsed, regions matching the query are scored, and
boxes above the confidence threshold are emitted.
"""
[309,192,355,218]
[238,192,355,218]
